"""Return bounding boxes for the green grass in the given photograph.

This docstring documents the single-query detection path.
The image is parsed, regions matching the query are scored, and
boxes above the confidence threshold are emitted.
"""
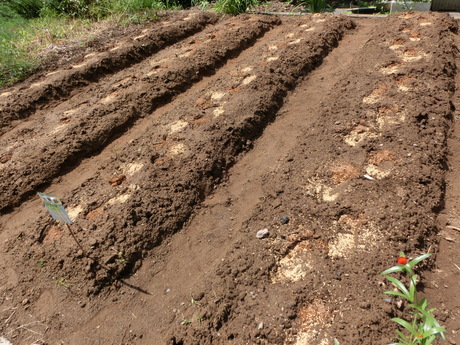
[0,0,180,88]
[214,0,258,15]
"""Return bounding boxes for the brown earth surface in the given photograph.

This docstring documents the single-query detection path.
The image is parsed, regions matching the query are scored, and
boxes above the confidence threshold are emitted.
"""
[0,10,460,345]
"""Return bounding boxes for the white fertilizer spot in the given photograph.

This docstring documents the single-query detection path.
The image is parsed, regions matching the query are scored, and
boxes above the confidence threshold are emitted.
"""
[168,143,187,156]
[134,34,147,40]
[29,81,46,89]
[169,120,189,134]
[72,62,87,69]
[0,91,12,97]
[124,162,144,176]
[242,75,257,85]
[272,244,313,283]
[108,194,131,205]
[67,205,83,222]
[84,52,97,59]
[288,38,302,45]
[214,106,225,117]
[100,90,122,104]
[46,71,59,77]
[211,91,226,101]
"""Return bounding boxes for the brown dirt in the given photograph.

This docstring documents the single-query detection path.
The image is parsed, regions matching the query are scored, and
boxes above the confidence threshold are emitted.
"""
[0,10,459,345]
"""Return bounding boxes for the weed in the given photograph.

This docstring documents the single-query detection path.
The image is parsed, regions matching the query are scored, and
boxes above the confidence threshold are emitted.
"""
[181,319,191,325]
[115,252,129,264]
[381,252,446,345]
[37,258,44,267]
[55,278,69,287]
[214,0,258,15]
[305,0,326,13]
[195,315,206,322]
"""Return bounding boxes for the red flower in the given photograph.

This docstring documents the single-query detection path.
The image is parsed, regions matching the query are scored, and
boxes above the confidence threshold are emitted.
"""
[397,256,408,265]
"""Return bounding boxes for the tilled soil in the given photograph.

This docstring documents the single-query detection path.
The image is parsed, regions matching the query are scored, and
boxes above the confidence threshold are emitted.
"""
[0,10,459,345]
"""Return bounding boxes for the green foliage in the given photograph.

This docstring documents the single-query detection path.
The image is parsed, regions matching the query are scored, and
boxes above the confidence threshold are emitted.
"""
[307,0,326,12]
[214,0,258,15]
[0,10,34,87]
[381,253,446,345]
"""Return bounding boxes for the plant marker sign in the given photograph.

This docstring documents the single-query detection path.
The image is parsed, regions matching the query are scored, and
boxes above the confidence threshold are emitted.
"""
[37,192,73,224]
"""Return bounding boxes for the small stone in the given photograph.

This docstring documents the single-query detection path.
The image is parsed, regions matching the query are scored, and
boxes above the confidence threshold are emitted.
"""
[396,300,403,310]
[258,322,264,330]
[22,298,29,305]
[384,298,392,303]
[256,229,269,239]
[280,216,289,225]
[359,301,370,309]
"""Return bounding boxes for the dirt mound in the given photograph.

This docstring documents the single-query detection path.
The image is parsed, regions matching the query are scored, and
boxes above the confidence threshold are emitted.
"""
[0,11,459,345]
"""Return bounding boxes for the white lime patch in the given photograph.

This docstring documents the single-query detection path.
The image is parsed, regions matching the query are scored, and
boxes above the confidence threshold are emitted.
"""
[211,91,226,101]
[380,63,402,75]
[46,71,59,77]
[84,52,97,59]
[67,205,83,222]
[50,122,69,135]
[100,90,123,104]
[168,143,187,156]
[29,81,46,89]
[242,75,257,85]
[110,45,122,51]
[272,243,313,283]
[179,50,193,58]
[169,120,189,134]
[242,66,253,73]
[365,164,391,179]
[377,109,406,129]
[108,193,131,205]
[123,162,144,176]
[72,62,88,69]
[328,215,381,259]
[305,179,339,202]
[328,233,355,258]
[0,336,13,345]
[288,38,302,45]
[0,91,12,98]
[400,51,428,63]
[214,106,225,118]
[343,126,378,147]
[420,22,432,26]
[293,300,331,345]
[111,77,132,88]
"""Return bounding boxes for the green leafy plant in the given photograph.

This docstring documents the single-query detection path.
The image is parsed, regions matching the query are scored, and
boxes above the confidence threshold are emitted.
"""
[214,0,258,15]
[115,252,129,264]
[306,0,326,13]
[381,252,446,345]
[55,278,69,287]
[181,319,191,325]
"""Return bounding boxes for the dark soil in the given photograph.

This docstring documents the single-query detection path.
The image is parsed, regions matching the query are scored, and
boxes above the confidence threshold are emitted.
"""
[0,11,459,345]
